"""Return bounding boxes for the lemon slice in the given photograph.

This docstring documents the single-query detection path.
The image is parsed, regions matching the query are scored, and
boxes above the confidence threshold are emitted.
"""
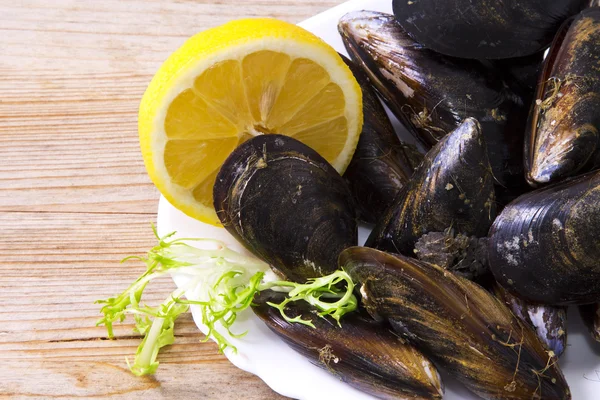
[139,18,362,226]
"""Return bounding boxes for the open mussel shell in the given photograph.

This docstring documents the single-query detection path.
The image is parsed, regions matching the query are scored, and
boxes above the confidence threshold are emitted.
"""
[341,247,571,400]
[252,291,444,400]
[367,118,496,256]
[338,11,527,190]
[213,134,357,282]
[494,285,568,357]
[392,0,587,59]
[488,169,600,305]
[525,7,600,186]
[579,304,600,342]
[341,54,423,224]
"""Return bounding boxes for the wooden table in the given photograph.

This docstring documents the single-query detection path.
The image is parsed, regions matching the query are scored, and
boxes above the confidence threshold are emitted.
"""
[0,1,343,397]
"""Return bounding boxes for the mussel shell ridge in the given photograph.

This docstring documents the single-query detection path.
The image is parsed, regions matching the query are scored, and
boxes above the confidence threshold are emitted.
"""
[392,0,588,59]
[341,247,571,400]
[213,134,357,282]
[488,170,600,304]
[252,291,444,400]
[525,7,600,185]
[367,118,496,256]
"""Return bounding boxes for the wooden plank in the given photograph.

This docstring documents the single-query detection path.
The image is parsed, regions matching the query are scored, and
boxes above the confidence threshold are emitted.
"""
[0,0,342,72]
[0,0,345,398]
[0,211,285,398]
[0,0,343,214]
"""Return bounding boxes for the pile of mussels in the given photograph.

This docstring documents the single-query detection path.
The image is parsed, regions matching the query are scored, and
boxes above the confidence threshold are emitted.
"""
[213,2,600,399]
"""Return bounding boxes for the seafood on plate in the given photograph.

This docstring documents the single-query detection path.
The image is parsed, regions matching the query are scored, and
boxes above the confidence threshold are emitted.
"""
[102,4,600,399]
[525,7,600,185]
[253,290,444,400]
[488,170,600,305]
[367,118,496,257]
[341,247,571,400]
[213,134,357,282]
[338,11,528,192]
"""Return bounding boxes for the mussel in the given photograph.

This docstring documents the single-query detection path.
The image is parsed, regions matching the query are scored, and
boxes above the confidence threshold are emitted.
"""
[391,0,588,59]
[213,134,357,282]
[341,54,423,224]
[338,11,527,190]
[488,52,546,94]
[525,7,600,185]
[367,118,496,256]
[252,290,444,400]
[494,285,568,357]
[488,169,600,305]
[579,304,600,342]
[341,247,571,400]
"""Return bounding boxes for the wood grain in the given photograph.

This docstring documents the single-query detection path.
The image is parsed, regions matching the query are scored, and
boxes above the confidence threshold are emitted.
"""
[0,1,343,398]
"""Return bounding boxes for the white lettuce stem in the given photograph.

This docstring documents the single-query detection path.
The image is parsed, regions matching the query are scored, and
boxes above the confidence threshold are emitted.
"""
[138,316,165,369]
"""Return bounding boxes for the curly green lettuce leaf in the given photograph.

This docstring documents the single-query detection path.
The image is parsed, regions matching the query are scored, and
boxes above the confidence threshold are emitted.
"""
[262,271,358,328]
[96,226,357,376]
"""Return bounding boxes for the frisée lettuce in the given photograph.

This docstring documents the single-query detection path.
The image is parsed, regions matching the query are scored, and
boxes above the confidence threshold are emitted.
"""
[96,226,357,376]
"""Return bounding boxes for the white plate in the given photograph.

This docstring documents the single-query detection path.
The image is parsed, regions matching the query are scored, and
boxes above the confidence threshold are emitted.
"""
[157,1,600,398]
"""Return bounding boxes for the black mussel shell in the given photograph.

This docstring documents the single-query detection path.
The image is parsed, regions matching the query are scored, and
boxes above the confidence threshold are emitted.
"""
[487,52,546,94]
[488,169,600,305]
[341,54,423,224]
[579,304,600,342]
[338,11,527,190]
[213,134,357,282]
[525,7,600,186]
[341,247,571,400]
[392,0,588,59]
[252,290,444,400]
[494,285,567,357]
[367,118,496,256]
